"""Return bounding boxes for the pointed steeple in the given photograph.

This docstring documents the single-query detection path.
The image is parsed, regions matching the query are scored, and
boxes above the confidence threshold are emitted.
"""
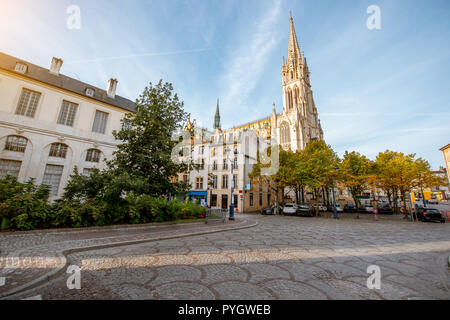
[287,12,301,68]
[214,99,221,130]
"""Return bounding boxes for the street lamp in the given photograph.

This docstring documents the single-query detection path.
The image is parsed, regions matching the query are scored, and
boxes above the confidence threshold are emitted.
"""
[332,165,339,219]
[225,147,238,220]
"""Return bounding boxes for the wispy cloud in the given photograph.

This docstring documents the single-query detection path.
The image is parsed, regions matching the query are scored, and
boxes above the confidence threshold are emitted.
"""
[219,0,282,127]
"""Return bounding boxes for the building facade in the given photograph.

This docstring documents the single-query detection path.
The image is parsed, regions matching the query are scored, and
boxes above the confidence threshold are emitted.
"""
[440,144,450,185]
[0,52,134,199]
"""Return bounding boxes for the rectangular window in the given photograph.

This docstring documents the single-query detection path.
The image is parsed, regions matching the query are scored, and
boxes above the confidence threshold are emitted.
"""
[221,194,228,209]
[267,194,271,205]
[183,175,188,183]
[259,193,263,206]
[213,161,217,170]
[15,88,41,118]
[233,175,238,189]
[250,193,254,206]
[212,175,218,189]
[233,195,238,208]
[211,194,218,207]
[223,159,228,170]
[233,157,238,170]
[200,159,205,170]
[82,168,93,176]
[57,101,78,127]
[195,177,204,189]
[222,175,228,189]
[0,159,21,178]
[42,164,63,196]
[92,110,109,134]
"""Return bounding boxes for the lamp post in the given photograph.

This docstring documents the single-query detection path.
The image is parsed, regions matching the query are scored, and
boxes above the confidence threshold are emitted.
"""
[332,165,339,219]
[225,147,237,220]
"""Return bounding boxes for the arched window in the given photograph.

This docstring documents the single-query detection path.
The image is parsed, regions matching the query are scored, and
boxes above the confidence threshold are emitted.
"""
[280,122,291,145]
[85,149,101,162]
[294,86,299,108]
[4,135,28,152]
[49,143,68,158]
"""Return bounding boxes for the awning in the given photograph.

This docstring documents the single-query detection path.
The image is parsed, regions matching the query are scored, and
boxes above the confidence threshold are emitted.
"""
[188,191,207,196]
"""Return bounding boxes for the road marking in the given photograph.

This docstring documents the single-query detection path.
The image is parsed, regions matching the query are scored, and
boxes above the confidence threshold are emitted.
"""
[22,295,42,300]
[0,277,5,286]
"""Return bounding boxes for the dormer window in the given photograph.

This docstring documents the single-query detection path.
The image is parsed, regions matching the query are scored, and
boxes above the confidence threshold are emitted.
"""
[14,63,28,74]
[85,88,95,97]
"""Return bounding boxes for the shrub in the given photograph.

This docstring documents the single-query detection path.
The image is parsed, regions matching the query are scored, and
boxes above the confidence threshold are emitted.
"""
[0,176,51,230]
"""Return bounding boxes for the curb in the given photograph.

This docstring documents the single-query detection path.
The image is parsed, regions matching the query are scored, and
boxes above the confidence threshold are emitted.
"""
[0,219,258,299]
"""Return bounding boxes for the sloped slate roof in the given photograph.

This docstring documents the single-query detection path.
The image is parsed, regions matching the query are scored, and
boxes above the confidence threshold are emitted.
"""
[0,51,136,112]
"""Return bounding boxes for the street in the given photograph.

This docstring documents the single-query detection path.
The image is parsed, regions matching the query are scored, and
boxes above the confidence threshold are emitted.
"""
[2,214,449,300]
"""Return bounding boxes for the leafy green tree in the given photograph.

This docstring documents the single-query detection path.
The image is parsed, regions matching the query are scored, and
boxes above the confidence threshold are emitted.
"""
[108,80,190,196]
[301,140,340,213]
[340,151,374,218]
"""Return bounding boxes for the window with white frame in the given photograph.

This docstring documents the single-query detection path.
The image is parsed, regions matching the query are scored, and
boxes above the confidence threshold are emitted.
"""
[82,168,93,176]
[42,164,63,196]
[0,159,22,178]
[57,101,78,127]
[222,175,228,189]
[212,175,218,189]
[15,88,41,118]
[49,143,68,158]
[85,149,101,162]
[4,135,27,153]
[85,88,95,97]
[223,158,228,170]
[195,177,204,189]
[92,110,109,134]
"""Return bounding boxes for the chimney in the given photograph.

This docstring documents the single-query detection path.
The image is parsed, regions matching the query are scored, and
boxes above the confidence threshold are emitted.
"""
[49,57,63,75]
[107,78,118,99]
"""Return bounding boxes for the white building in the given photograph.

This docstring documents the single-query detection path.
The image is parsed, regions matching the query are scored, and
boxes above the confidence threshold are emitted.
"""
[0,52,135,199]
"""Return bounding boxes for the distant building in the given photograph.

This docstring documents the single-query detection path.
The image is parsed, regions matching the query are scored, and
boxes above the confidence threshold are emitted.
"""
[0,52,134,199]
[440,144,450,185]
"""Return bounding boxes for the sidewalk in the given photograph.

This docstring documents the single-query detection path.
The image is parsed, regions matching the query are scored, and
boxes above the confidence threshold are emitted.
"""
[0,217,257,299]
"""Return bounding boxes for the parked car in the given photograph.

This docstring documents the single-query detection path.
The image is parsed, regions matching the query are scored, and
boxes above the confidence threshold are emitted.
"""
[261,206,274,215]
[334,203,344,213]
[358,205,368,213]
[283,203,297,216]
[378,203,393,214]
[296,203,315,217]
[365,205,374,213]
[318,204,327,212]
[344,203,357,213]
[261,205,282,215]
[416,207,445,223]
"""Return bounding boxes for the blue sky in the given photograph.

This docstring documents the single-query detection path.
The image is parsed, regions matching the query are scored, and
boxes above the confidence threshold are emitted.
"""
[1,0,449,169]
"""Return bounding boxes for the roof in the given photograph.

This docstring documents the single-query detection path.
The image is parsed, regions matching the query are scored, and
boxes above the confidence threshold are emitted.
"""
[0,51,136,112]
[440,144,450,151]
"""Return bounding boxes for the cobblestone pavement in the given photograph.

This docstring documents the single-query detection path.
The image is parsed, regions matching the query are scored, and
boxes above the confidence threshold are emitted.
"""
[0,218,255,298]
[2,214,450,300]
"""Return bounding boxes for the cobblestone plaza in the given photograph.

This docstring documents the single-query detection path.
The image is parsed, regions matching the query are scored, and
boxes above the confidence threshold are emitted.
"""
[1,214,449,300]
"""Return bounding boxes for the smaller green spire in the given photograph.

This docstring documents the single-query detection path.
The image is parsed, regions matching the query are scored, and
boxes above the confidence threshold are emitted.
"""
[214,99,221,129]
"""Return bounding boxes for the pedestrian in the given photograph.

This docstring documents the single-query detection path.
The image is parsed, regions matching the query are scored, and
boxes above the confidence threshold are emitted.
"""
[373,207,378,221]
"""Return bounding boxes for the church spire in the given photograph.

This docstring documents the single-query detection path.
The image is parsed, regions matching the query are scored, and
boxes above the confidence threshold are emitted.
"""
[287,12,301,68]
[214,99,221,130]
